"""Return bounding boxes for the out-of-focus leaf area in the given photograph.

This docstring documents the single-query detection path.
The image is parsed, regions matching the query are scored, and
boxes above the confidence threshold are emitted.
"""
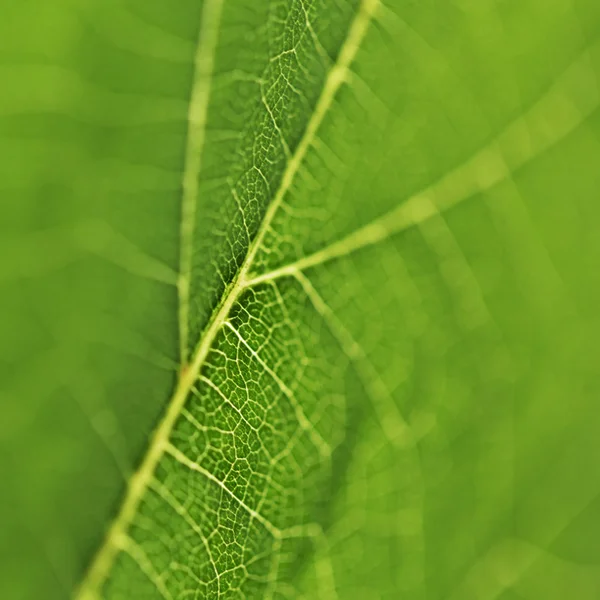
[1,0,600,598]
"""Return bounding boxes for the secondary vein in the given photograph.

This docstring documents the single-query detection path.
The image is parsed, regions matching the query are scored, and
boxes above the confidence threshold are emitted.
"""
[243,42,600,289]
[178,0,226,366]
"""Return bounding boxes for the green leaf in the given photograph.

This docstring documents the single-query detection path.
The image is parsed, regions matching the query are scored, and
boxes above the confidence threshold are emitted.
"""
[2,0,600,599]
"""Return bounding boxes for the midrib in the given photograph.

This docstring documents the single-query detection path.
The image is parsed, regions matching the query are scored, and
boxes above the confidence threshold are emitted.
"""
[74,1,379,597]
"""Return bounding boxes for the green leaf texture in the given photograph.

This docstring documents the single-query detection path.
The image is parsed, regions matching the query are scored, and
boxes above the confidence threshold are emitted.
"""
[2,0,600,598]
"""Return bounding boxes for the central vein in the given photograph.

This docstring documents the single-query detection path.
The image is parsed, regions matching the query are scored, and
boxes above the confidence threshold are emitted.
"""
[75,1,379,597]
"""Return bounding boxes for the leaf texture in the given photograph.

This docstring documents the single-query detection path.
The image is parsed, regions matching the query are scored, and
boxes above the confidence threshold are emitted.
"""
[2,0,600,599]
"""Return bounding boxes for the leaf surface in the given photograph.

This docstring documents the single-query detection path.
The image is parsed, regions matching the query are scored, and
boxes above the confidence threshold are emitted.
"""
[2,0,600,599]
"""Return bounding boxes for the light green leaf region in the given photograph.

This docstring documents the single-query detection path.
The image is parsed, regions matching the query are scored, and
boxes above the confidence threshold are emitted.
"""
[1,0,600,598]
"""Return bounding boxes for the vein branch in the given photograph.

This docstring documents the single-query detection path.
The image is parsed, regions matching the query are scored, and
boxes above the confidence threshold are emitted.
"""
[178,0,226,366]
[237,0,382,277]
[243,43,599,289]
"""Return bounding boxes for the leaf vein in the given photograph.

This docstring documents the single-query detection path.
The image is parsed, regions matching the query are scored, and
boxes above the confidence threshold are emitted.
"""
[74,1,379,595]
[244,43,599,288]
[178,0,226,365]
[164,442,280,538]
